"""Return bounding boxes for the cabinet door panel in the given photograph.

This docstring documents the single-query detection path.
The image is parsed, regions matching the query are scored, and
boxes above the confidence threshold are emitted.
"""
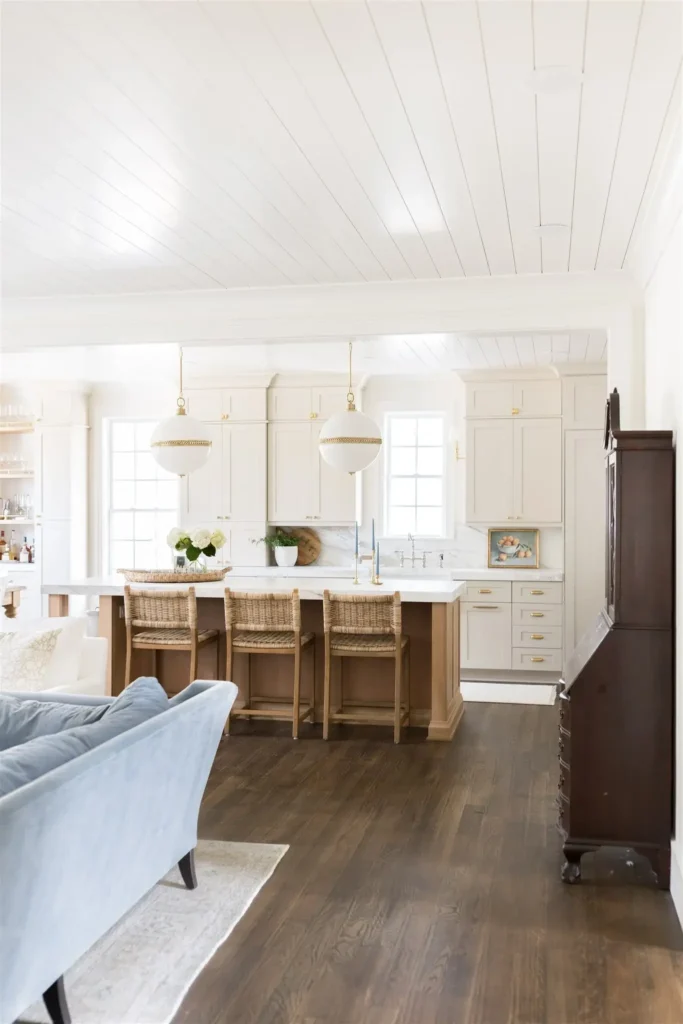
[184,390,223,422]
[460,601,512,670]
[562,377,606,429]
[466,420,514,522]
[268,422,312,522]
[513,380,561,417]
[513,419,562,523]
[312,387,350,420]
[224,424,267,521]
[223,389,266,421]
[184,424,223,523]
[268,388,311,421]
[37,427,73,518]
[313,424,357,524]
[466,382,513,418]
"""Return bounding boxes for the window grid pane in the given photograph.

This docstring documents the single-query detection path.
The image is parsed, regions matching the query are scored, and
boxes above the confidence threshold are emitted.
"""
[107,420,180,570]
[386,415,446,538]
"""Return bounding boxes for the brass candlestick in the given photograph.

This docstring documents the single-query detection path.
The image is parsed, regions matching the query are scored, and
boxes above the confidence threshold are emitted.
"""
[370,548,383,585]
[353,552,360,585]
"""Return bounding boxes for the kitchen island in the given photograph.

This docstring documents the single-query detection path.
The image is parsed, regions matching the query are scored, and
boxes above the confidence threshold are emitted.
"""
[43,574,467,741]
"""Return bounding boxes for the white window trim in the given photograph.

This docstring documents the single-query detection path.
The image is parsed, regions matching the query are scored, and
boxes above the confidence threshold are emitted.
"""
[103,418,179,575]
[382,411,450,541]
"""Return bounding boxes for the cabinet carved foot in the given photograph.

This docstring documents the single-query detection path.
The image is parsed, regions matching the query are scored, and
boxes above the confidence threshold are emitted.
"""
[561,859,581,884]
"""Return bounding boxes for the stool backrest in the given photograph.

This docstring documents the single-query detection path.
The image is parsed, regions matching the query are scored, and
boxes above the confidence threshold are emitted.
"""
[124,586,198,630]
[322,590,401,636]
[224,589,301,633]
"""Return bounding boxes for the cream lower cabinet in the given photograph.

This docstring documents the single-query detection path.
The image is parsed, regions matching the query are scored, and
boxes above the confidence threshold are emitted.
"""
[268,421,356,525]
[466,418,562,524]
[460,601,512,670]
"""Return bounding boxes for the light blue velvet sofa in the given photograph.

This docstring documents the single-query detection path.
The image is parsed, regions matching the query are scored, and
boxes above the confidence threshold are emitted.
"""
[0,679,237,1024]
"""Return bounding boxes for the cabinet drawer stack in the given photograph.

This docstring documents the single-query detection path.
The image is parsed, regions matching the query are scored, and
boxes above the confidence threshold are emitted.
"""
[460,580,564,676]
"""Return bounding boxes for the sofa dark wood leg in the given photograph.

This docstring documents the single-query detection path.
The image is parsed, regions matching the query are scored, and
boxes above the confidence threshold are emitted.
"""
[43,975,71,1024]
[179,849,197,890]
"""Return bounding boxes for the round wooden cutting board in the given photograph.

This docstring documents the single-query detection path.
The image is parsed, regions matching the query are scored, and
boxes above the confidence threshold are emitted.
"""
[289,527,321,566]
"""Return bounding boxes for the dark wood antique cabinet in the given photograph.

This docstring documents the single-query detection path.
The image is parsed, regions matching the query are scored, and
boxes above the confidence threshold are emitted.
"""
[558,389,674,887]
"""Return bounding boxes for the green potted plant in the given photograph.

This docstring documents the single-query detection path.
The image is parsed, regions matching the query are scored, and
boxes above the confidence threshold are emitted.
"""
[256,529,299,568]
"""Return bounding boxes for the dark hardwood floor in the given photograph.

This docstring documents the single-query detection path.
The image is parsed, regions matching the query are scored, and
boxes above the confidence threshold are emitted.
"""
[175,704,683,1024]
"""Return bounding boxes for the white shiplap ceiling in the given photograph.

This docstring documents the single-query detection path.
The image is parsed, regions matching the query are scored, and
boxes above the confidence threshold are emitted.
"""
[1,1,681,299]
[1,331,607,383]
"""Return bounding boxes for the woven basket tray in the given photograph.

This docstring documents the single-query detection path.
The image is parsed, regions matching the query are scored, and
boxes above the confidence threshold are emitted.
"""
[118,567,232,584]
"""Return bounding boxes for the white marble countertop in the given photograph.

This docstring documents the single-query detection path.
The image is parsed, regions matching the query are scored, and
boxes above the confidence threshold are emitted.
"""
[208,564,564,583]
[42,574,467,604]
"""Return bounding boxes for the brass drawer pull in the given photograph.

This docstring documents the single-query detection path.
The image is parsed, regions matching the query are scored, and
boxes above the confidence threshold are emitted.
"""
[531,634,545,640]
[478,588,492,594]
[530,589,545,595]
[531,656,545,663]
[473,605,499,610]
[530,612,545,618]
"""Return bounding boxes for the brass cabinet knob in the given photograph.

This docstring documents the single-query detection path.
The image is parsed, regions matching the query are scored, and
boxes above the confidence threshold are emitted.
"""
[221,413,229,420]
[309,412,318,419]
[512,407,521,415]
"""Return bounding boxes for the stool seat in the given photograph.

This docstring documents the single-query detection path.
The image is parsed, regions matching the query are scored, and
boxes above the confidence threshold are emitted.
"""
[330,633,409,653]
[232,630,315,649]
[133,627,219,646]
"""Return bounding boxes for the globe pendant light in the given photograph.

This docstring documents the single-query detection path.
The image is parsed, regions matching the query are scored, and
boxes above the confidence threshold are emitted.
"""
[318,341,382,474]
[150,348,212,477]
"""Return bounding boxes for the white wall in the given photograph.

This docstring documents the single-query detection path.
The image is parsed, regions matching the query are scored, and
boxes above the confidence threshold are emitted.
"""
[627,106,683,909]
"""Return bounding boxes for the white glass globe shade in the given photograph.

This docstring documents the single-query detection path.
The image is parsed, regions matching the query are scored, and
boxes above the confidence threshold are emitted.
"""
[318,409,382,474]
[150,413,212,477]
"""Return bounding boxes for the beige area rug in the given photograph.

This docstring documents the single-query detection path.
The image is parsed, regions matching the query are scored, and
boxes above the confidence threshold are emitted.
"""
[20,840,288,1024]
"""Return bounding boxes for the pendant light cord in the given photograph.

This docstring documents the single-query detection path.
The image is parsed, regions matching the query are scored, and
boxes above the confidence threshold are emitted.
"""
[347,340,356,411]
[177,347,186,414]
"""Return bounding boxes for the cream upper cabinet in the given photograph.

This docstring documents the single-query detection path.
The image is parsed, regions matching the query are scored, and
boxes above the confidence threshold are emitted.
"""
[513,419,562,523]
[268,421,356,524]
[562,376,607,429]
[268,421,313,522]
[185,388,266,422]
[513,380,561,417]
[176,520,268,567]
[222,423,267,521]
[466,380,561,418]
[466,417,562,524]
[460,601,512,670]
[267,388,311,421]
[185,423,266,524]
[466,382,514,418]
[466,420,515,522]
[313,423,357,523]
[268,386,353,421]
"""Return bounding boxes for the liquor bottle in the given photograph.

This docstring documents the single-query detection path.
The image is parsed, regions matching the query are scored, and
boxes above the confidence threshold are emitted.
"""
[19,537,30,563]
[9,529,16,560]
[0,530,6,558]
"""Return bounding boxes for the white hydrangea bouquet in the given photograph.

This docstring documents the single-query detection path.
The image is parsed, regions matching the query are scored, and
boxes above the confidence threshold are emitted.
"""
[167,526,226,567]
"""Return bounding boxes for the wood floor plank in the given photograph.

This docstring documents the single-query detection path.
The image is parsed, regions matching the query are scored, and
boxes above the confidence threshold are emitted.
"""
[174,706,683,1024]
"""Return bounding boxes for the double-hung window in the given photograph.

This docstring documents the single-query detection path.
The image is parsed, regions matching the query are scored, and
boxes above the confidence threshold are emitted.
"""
[384,414,447,538]
[105,420,179,572]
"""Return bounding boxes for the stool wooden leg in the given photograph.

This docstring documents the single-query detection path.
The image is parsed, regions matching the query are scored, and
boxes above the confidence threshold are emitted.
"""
[124,631,132,689]
[323,634,331,740]
[215,637,220,680]
[292,641,302,740]
[394,649,402,744]
[151,648,157,681]
[405,644,410,722]
[224,639,233,735]
[246,653,251,708]
[189,642,197,685]
[311,642,316,721]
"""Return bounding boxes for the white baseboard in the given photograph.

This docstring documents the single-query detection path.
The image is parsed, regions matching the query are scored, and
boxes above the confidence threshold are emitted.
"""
[670,839,683,926]
[461,681,557,705]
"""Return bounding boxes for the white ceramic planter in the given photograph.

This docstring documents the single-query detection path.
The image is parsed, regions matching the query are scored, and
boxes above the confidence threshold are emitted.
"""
[274,546,298,567]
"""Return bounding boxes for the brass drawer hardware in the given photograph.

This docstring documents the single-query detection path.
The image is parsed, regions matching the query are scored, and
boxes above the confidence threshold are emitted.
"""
[530,589,545,595]
[309,412,318,419]
[473,605,499,610]
[221,413,230,420]
[478,588,492,594]
[531,656,545,662]
[530,612,545,618]
[512,407,521,415]
[531,634,545,640]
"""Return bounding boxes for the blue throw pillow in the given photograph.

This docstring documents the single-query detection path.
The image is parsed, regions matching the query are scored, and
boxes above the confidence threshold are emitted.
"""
[0,676,169,799]
[0,694,108,752]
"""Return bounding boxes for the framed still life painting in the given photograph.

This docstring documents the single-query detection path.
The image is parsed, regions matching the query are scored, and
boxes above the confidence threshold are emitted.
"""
[488,528,540,569]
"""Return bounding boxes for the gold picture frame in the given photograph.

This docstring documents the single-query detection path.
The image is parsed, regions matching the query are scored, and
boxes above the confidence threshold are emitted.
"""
[488,528,540,569]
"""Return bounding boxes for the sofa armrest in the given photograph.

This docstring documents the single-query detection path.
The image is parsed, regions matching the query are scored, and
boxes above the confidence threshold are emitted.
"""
[78,636,108,688]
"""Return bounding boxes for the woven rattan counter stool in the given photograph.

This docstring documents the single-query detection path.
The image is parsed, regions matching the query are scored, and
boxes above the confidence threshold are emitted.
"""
[322,590,410,744]
[123,586,220,689]
[224,589,315,739]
